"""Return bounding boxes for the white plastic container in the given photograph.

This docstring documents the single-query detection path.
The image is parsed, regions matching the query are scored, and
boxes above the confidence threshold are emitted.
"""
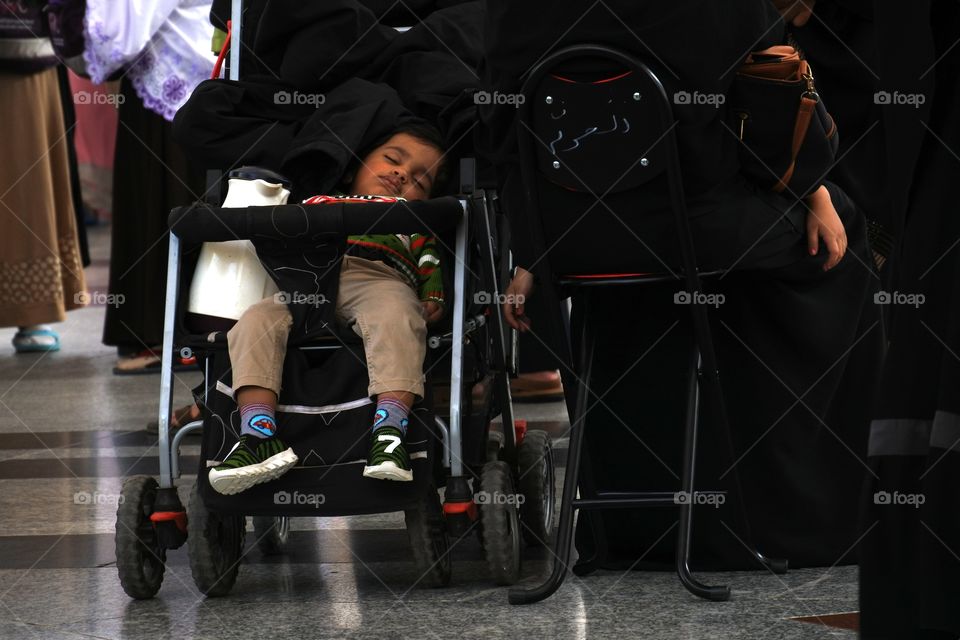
[187,176,288,320]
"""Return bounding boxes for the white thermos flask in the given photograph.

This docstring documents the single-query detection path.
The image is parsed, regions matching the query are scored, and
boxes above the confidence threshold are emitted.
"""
[187,168,290,321]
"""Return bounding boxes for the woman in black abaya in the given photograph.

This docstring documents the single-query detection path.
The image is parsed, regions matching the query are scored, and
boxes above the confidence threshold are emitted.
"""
[858,1,960,636]
[481,0,883,569]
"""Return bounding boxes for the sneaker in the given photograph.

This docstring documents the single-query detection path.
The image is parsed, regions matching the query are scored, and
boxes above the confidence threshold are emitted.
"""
[208,435,298,495]
[362,426,413,482]
[12,325,60,353]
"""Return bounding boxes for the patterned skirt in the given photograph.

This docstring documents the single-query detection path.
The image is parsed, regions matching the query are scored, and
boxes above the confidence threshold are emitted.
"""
[0,67,86,327]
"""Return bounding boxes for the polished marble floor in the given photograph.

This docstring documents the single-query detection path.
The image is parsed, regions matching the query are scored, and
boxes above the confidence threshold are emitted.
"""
[0,227,859,639]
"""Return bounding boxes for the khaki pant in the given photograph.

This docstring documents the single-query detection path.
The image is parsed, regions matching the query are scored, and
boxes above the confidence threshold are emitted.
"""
[228,256,427,398]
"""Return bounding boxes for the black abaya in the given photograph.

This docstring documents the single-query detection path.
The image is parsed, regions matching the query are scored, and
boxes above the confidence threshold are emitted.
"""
[102,79,205,349]
[859,2,960,636]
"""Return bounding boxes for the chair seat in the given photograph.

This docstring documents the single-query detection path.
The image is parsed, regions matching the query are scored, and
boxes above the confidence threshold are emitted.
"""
[559,269,724,287]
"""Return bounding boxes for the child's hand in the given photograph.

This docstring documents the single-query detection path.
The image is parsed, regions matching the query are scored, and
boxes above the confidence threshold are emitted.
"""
[805,185,847,271]
[422,301,444,323]
[503,267,535,332]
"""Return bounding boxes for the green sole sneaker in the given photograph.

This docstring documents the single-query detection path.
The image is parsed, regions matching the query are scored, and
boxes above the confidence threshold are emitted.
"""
[209,435,298,495]
[362,426,413,482]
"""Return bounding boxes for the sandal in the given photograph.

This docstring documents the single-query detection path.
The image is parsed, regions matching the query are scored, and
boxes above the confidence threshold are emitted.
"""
[13,326,60,353]
[145,403,201,435]
[511,371,565,402]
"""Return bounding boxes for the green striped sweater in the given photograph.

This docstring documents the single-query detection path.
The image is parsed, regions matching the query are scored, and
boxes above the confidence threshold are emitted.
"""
[347,233,444,306]
[301,195,444,306]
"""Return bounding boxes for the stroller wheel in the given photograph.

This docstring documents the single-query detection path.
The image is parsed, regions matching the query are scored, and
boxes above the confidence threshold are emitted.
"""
[252,516,290,555]
[517,430,555,546]
[404,484,451,588]
[187,482,245,596]
[116,475,166,599]
[478,461,521,585]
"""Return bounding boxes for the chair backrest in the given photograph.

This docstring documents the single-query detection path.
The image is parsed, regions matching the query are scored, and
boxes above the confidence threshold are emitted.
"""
[517,44,691,277]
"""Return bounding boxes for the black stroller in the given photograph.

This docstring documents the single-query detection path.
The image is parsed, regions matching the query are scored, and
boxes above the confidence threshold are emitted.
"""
[113,166,555,598]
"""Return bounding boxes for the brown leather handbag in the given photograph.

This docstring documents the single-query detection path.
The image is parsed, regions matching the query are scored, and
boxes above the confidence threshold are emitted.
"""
[727,44,838,198]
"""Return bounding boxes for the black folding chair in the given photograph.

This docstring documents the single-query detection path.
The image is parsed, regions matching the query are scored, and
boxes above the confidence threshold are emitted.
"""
[505,44,787,605]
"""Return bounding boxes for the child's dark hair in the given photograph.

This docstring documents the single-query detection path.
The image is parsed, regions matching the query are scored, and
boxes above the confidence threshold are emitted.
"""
[347,120,450,195]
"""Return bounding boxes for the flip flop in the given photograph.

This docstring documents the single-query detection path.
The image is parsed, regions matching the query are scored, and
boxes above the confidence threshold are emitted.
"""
[13,327,61,353]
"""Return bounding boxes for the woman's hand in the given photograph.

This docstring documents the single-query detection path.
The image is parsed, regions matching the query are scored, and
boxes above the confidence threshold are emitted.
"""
[421,301,444,323]
[503,267,535,332]
[805,185,847,271]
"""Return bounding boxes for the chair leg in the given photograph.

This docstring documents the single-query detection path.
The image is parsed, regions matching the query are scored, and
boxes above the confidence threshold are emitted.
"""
[509,296,595,605]
[691,304,790,576]
[754,551,789,574]
[571,435,607,577]
[675,345,730,601]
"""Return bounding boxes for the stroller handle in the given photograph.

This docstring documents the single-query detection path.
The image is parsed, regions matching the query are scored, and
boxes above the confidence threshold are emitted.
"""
[168,196,464,244]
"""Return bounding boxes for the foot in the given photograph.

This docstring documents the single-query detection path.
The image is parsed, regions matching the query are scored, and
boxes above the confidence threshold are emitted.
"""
[362,426,413,482]
[208,434,298,495]
[145,403,201,435]
[13,325,60,353]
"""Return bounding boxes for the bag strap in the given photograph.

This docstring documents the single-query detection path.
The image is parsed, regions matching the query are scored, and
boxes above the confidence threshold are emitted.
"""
[773,61,819,194]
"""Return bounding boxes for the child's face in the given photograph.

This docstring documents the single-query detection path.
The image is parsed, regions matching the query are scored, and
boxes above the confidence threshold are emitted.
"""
[349,132,443,201]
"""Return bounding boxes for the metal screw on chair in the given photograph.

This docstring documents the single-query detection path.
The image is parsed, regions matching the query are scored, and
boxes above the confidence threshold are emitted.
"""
[640,158,650,167]
[633,92,641,101]
[545,96,553,104]
[552,161,561,169]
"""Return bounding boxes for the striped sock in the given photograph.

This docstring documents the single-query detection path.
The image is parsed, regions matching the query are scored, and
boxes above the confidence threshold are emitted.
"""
[240,403,277,439]
[373,398,409,436]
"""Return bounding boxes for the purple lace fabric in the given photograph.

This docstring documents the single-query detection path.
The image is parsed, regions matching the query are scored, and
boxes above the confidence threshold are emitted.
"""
[83,0,213,121]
